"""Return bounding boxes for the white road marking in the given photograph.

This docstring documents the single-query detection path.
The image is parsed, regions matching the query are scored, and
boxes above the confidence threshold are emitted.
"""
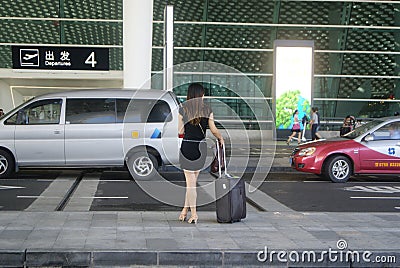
[18,196,128,199]
[345,186,400,193]
[99,180,131,182]
[350,196,400,200]
[18,196,60,199]
[0,185,25,190]
[80,196,128,199]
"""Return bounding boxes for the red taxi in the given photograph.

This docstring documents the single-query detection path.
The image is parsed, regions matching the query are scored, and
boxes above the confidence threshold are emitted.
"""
[290,117,400,182]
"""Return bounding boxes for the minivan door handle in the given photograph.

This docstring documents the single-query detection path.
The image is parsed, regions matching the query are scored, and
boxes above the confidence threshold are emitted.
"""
[54,130,62,134]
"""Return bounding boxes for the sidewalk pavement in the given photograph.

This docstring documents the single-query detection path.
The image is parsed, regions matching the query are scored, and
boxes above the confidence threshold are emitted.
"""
[0,142,399,267]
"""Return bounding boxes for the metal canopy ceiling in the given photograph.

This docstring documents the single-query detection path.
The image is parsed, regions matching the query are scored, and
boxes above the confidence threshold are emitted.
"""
[0,0,398,110]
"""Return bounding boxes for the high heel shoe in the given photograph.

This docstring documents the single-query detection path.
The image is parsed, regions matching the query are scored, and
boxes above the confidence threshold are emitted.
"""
[179,209,188,222]
[179,213,187,222]
[286,140,290,145]
[187,215,198,224]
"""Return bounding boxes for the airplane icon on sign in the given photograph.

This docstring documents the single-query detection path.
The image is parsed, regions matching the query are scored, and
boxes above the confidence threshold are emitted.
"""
[20,49,39,67]
[23,53,38,61]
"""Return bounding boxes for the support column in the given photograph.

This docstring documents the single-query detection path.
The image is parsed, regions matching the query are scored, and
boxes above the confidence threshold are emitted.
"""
[0,80,12,113]
[123,0,153,89]
[163,5,174,91]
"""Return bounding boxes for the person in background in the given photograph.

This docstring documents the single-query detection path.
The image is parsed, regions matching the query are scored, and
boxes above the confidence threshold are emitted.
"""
[0,108,4,118]
[287,109,301,145]
[310,107,322,140]
[178,83,224,224]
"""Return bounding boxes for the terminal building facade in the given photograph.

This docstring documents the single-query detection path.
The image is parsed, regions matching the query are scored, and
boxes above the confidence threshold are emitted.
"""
[0,0,399,129]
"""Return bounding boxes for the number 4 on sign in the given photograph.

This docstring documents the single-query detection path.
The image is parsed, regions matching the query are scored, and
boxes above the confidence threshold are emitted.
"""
[85,52,97,68]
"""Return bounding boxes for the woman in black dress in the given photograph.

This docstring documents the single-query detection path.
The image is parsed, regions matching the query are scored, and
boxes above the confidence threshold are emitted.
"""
[178,83,224,224]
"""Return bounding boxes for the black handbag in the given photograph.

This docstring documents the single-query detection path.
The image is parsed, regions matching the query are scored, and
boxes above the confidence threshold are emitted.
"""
[211,140,225,173]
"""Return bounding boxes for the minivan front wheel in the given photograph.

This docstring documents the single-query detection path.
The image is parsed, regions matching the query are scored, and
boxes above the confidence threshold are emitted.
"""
[127,151,159,180]
[0,149,14,179]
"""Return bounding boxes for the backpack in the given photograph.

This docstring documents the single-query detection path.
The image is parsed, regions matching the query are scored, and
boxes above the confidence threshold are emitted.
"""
[316,112,321,125]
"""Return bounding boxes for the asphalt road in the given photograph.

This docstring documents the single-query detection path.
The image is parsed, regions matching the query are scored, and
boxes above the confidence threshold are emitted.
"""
[1,170,399,212]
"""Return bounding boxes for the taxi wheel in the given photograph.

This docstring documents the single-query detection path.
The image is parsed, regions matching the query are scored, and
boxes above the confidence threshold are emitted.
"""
[325,155,352,183]
[0,149,14,179]
[126,151,159,181]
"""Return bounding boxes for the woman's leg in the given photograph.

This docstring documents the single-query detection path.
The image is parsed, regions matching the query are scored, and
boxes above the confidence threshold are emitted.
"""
[184,170,199,223]
[315,126,322,139]
[311,125,316,140]
[287,132,295,144]
[297,131,301,144]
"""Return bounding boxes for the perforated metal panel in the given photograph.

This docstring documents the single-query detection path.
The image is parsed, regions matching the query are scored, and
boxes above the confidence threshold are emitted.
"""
[150,0,399,118]
[0,0,398,118]
[0,0,123,70]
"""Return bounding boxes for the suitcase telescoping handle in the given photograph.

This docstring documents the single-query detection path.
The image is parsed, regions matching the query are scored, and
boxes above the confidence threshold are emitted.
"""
[216,139,228,177]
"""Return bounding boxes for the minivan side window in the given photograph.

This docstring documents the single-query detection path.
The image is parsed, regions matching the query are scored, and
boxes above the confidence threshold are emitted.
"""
[116,99,171,123]
[5,99,62,125]
[66,98,116,124]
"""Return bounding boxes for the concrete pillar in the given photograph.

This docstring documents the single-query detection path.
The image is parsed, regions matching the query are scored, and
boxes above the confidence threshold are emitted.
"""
[0,80,12,112]
[123,0,153,89]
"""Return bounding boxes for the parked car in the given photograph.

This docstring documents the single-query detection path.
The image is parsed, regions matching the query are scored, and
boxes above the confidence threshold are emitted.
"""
[290,116,400,182]
[0,89,181,180]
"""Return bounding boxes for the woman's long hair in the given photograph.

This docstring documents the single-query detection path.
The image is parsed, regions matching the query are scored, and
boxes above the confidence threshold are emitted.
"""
[184,83,205,125]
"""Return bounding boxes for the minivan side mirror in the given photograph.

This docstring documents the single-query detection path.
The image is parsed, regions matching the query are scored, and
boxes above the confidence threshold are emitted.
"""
[364,134,374,142]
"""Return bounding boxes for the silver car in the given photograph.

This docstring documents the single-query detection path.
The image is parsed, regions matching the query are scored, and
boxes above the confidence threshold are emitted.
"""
[0,89,181,180]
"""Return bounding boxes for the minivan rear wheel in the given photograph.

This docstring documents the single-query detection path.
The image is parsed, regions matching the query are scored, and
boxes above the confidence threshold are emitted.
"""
[127,151,159,181]
[0,149,14,179]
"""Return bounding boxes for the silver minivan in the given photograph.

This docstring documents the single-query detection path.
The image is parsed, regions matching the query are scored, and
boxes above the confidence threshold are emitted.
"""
[0,89,181,180]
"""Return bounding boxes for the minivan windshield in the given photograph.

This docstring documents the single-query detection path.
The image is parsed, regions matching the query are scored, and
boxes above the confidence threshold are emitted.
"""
[342,119,384,139]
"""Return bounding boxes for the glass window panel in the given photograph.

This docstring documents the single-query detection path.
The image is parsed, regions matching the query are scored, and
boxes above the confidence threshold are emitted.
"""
[346,30,396,52]
[63,21,122,45]
[63,0,122,20]
[0,20,60,44]
[279,1,343,25]
[373,122,400,140]
[10,99,62,125]
[206,27,272,49]
[0,0,59,18]
[153,0,204,21]
[0,45,11,69]
[208,0,275,23]
[349,2,398,27]
[119,99,172,123]
[174,25,203,47]
[66,98,116,124]
[109,47,123,71]
[174,50,202,65]
[203,50,270,73]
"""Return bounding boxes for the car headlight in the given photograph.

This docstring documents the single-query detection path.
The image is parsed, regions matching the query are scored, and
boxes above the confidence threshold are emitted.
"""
[298,147,316,156]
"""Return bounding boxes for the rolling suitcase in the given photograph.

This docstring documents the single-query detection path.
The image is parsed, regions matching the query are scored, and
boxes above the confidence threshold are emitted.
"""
[214,141,246,223]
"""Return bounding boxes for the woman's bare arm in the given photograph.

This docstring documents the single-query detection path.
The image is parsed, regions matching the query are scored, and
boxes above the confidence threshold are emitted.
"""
[178,114,184,136]
[208,113,224,145]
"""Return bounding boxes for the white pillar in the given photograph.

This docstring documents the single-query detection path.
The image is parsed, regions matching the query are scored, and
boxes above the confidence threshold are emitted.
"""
[163,5,174,91]
[0,80,12,112]
[123,0,153,89]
